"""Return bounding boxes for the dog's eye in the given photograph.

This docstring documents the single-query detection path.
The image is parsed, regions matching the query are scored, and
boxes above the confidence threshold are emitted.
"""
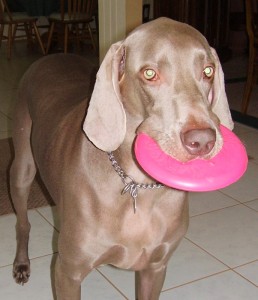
[143,69,157,81]
[203,66,214,78]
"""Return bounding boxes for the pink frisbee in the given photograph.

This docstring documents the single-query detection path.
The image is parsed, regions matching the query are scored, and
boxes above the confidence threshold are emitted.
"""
[134,125,248,192]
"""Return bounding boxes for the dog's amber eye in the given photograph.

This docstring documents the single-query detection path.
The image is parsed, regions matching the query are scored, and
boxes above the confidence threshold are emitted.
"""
[143,69,157,80]
[203,66,214,78]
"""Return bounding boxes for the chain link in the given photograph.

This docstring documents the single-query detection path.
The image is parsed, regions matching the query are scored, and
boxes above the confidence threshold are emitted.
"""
[108,152,163,213]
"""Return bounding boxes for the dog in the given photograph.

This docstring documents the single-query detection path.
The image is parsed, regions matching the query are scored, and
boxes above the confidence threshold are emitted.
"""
[10,17,233,300]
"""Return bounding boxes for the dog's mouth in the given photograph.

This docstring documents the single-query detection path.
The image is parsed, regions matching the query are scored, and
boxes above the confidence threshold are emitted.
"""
[136,113,223,163]
[143,126,223,163]
[134,125,247,192]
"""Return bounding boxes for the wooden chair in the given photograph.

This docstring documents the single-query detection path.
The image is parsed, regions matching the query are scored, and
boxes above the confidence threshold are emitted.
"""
[241,0,258,113]
[0,0,45,59]
[46,0,97,54]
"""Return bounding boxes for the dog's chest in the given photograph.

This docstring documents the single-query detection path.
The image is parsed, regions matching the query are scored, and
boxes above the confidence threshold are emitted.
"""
[85,193,188,270]
[112,211,169,269]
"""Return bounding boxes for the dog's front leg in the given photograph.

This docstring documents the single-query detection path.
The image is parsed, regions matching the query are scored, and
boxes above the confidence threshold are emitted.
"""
[136,265,167,300]
[55,255,85,300]
[55,256,90,300]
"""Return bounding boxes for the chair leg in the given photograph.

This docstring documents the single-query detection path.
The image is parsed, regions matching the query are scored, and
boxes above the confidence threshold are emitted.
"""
[46,22,55,54]
[241,46,256,114]
[7,24,13,60]
[23,22,32,48]
[12,24,18,44]
[64,24,69,54]
[75,24,81,51]
[32,22,46,55]
[0,24,4,48]
[87,23,97,53]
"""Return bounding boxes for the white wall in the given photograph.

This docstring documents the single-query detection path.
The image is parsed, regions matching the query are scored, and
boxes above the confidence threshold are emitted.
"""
[98,0,142,62]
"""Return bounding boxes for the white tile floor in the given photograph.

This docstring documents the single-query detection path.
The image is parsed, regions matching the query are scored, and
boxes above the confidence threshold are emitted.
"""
[0,42,258,299]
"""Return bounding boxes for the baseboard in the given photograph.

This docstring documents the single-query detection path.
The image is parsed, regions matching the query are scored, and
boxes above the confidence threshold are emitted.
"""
[231,109,258,129]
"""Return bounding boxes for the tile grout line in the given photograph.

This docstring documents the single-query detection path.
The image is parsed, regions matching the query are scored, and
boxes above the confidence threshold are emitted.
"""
[232,258,258,270]
[232,268,258,288]
[183,236,258,288]
[96,268,130,300]
[161,269,232,293]
[0,110,12,120]
[189,202,241,219]
[183,236,232,270]
[35,207,60,233]
[0,252,58,269]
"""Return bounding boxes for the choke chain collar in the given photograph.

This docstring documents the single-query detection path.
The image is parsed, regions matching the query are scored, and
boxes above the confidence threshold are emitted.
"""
[108,152,163,213]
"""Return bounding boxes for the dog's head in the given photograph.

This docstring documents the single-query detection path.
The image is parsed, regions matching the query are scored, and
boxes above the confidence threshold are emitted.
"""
[84,17,233,162]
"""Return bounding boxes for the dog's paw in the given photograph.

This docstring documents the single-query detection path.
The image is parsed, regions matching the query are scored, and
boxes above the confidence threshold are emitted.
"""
[13,261,30,285]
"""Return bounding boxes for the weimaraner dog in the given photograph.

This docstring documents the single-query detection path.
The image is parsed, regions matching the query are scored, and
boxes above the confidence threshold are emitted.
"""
[10,17,233,299]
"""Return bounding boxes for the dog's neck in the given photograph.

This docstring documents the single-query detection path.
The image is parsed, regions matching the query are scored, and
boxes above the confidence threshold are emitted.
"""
[107,151,163,213]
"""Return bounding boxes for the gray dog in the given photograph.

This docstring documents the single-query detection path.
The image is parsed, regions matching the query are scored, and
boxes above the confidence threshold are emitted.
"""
[11,18,233,299]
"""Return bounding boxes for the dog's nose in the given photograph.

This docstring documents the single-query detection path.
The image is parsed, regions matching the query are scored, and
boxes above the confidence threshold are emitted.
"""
[181,128,216,156]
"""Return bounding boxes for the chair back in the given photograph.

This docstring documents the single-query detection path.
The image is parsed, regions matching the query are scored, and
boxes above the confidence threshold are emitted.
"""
[61,0,97,20]
[245,0,258,44]
[0,1,3,21]
[0,0,13,22]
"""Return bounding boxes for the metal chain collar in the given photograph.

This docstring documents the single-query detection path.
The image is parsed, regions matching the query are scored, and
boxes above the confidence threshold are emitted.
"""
[108,152,163,213]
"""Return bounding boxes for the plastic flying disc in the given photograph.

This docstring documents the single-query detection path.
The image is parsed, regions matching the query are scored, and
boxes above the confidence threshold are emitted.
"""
[134,125,248,192]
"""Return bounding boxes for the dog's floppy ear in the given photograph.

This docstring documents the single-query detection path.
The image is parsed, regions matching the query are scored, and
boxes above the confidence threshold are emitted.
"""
[83,41,126,152]
[209,48,234,130]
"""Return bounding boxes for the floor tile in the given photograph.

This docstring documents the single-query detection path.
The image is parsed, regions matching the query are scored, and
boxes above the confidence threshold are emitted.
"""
[0,56,40,89]
[0,112,11,139]
[186,205,258,267]
[0,130,11,139]
[82,269,128,299]
[0,254,126,300]
[0,210,58,267]
[98,265,135,299]
[236,129,258,163]
[163,238,227,289]
[234,260,258,286]
[0,75,14,90]
[221,162,258,202]
[189,191,239,217]
[0,255,55,300]
[36,205,60,231]
[160,270,258,300]
[244,199,258,211]
[0,87,17,119]
[234,122,258,135]
[233,122,252,135]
